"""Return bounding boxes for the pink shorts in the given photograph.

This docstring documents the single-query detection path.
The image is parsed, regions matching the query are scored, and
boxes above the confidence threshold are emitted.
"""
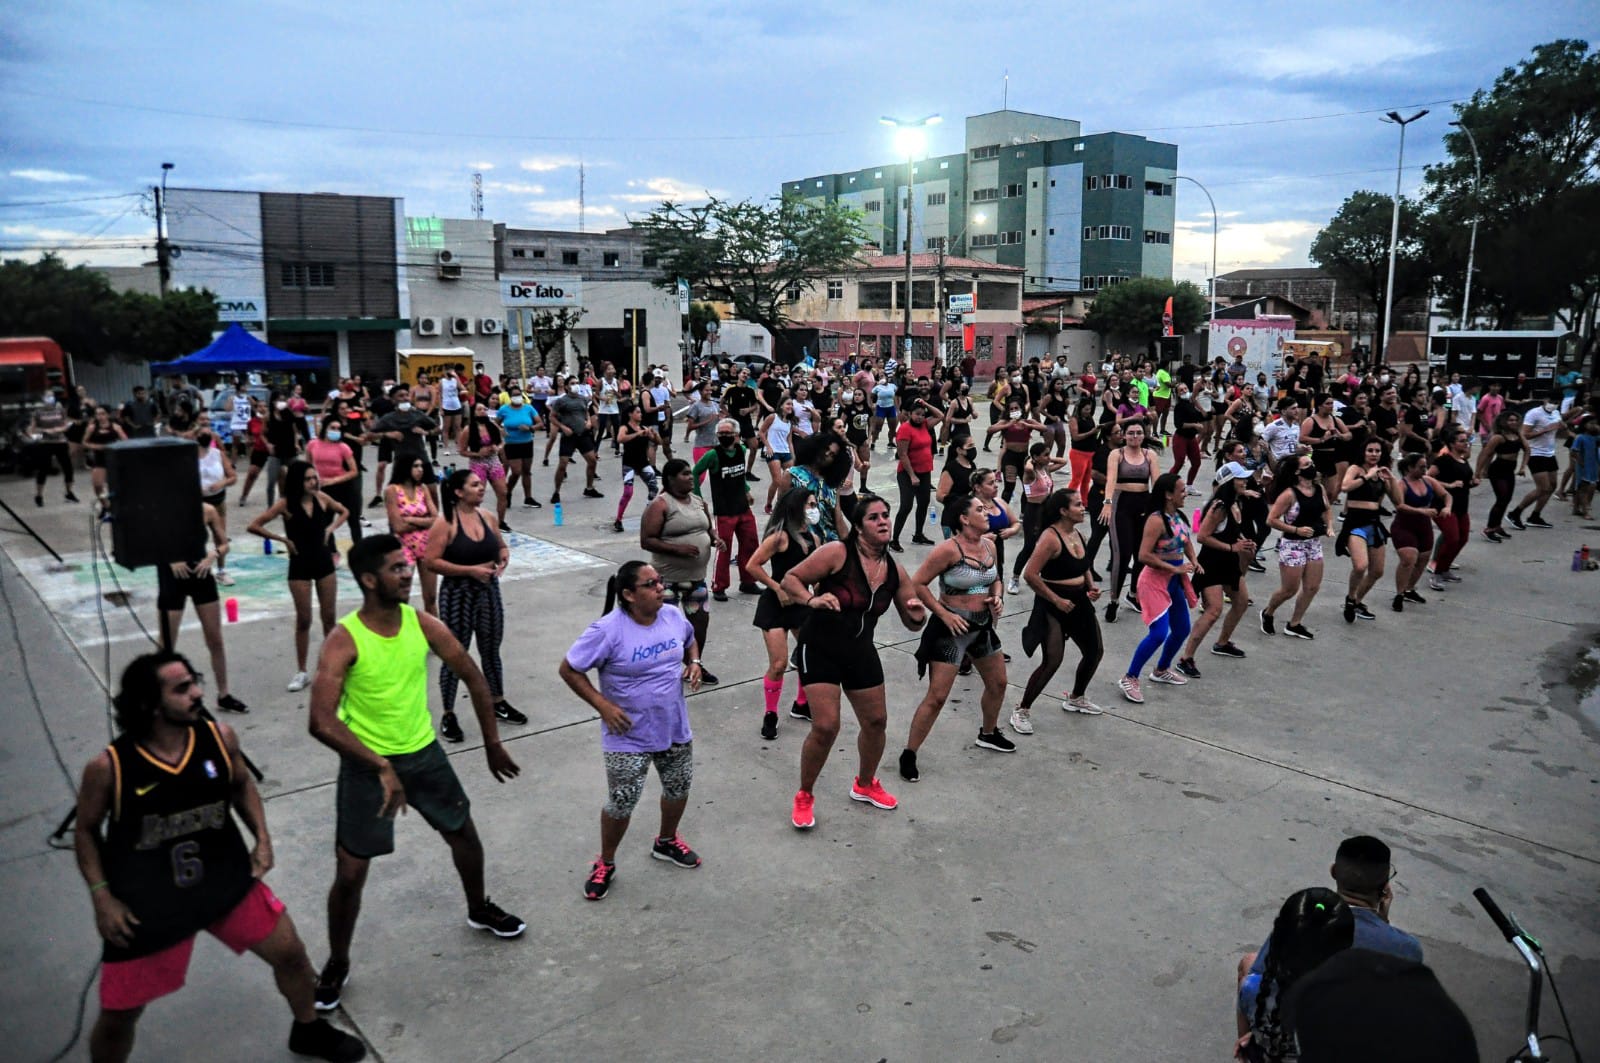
[470,459,506,483]
[99,881,285,1011]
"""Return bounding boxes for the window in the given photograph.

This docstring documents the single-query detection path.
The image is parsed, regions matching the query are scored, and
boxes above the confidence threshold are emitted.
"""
[1074,142,1084,152]
[874,170,882,178]
[826,279,844,300]
[1050,179,1056,187]
[998,230,1023,245]
[1086,176,1100,190]
[1144,230,1172,245]
[971,145,1000,160]
[1081,275,1097,290]
[603,251,620,268]
[820,334,840,352]
[641,253,657,268]
[925,236,946,252]
[848,176,857,183]
[1145,180,1173,196]
[971,187,999,202]
[531,249,546,259]
[976,335,993,358]
[969,234,998,248]
[1115,225,1133,240]
[1003,183,1024,197]
[1032,180,1038,188]
[1030,229,1037,236]
[561,250,579,265]
[1084,226,1096,241]
[784,283,802,302]
[280,262,335,288]
[750,335,766,351]
[858,281,894,309]
[511,248,526,258]
[815,180,823,188]
[1048,228,1055,236]
[940,160,949,169]
[926,191,946,206]
[864,199,881,212]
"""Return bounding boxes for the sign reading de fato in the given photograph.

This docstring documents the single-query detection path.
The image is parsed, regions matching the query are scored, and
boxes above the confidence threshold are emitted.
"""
[500,277,583,307]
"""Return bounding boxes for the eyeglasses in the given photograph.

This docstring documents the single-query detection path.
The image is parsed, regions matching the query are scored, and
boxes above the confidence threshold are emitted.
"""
[633,577,665,589]
[1388,864,1400,883]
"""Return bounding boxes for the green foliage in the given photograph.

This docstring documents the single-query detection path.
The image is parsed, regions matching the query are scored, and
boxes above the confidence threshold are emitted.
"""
[0,254,217,364]
[635,195,865,361]
[688,301,721,357]
[1422,38,1600,330]
[1083,277,1207,341]
[1309,190,1428,344]
[513,307,584,373]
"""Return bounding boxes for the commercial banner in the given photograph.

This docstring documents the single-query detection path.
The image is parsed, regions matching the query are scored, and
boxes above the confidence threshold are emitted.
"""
[1208,316,1294,380]
[500,276,582,307]
[215,293,267,331]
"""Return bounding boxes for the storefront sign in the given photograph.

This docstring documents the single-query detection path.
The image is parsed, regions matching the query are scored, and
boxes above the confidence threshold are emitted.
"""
[500,276,582,307]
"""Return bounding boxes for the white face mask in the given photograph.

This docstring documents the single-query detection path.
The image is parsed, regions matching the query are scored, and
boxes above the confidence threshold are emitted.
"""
[326,429,342,442]
[1379,374,1391,384]
[275,401,288,411]
[510,395,525,406]
[44,395,57,406]
[1544,401,1558,412]
[397,401,413,412]
[804,505,822,525]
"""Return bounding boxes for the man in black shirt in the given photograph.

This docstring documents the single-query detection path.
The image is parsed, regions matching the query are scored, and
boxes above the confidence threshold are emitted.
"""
[721,370,760,480]
[364,383,397,507]
[1398,391,1430,455]
[548,377,602,503]
[367,383,439,470]
[1372,386,1402,459]
[120,385,160,439]
[74,652,362,1062]
[692,419,759,599]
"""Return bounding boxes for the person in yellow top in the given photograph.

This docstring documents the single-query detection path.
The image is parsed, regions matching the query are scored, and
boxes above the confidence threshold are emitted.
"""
[306,534,523,1013]
[1151,364,1173,436]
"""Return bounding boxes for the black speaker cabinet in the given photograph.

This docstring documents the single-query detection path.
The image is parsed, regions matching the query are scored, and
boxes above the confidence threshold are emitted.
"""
[107,437,205,569]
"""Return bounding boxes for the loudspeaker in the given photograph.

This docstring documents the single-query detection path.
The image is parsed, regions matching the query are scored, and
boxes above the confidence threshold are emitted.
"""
[107,437,205,569]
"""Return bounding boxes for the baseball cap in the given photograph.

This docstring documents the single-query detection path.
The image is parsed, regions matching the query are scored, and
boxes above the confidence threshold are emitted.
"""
[1214,461,1251,485]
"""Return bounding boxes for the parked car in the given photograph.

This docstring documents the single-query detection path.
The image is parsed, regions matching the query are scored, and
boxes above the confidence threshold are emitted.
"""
[728,352,776,376]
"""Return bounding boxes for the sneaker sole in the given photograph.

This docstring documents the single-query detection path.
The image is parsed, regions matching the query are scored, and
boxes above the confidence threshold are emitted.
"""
[792,815,815,830]
[975,738,1017,752]
[789,710,811,720]
[313,972,350,1012]
[1284,630,1315,641]
[849,791,897,810]
[467,916,527,938]
[1008,717,1034,735]
[1063,703,1104,715]
[1148,674,1188,686]
[650,849,702,869]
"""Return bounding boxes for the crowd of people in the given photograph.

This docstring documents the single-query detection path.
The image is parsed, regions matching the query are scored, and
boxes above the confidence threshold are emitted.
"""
[45,348,1594,1061]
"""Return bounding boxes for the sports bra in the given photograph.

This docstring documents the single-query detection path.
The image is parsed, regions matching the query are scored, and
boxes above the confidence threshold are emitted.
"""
[985,502,1012,532]
[1024,469,1053,503]
[1402,479,1435,509]
[1039,527,1089,581]
[939,544,998,595]
[1347,472,1385,504]
[441,511,501,568]
[1002,422,1033,445]
[1151,511,1190,561]
[1115,450,1150,483]
[810,544,898,640]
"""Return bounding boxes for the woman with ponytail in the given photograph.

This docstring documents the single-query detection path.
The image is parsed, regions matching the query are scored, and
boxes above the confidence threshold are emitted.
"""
[1235,888,1354,1062]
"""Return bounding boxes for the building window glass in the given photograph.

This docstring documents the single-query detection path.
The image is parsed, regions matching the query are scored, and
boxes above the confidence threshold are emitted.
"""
[998,230,1023,245]
[1143,230,1172,244]
[603,251,621,268]
[511,248,526,258]
[865,200,881,212]
[926,191,946,206]
[280,262,335,288]
[976,335,993,358]
[784,283,802,302]
[858,282,894,309]
[531,249,546,259]
[641,253,657,268]
[1145,180,1173,196]
[971,145,1000,160]
[971,187,999,202]
[820,334,840,352]
[1086,176,1100,191]
[939,161,949,169]
[1081,275,1097,290]
[826,279,844,300]
[970,234,998,248]
[925,236,946,252]
[562,250,579,265]
[1002,183,1024,198]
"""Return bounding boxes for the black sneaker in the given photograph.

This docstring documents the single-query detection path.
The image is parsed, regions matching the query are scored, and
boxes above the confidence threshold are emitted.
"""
[1354,603,1375,621]
[1507,510,1526,530]
[712,589,729,602]
[216,693,249,713]
[1392,593,1405,612]
[651,834,702,868]
[1526,514,1552,528]
[1343,599,1357,624]
[1403,589,1427,604]
[64,489,80,503]
[440,711,465,743]
[550,491,561,504]
[761,711,778,740]
[1210,642,1246,658]
[494,700,528,725]
[367,496,384,509]
[898,747,920,781]
[612,520,624,532]
[789,700,810,721]
[523,497,542,508]
[1284,622,1315,640]
[976,729,1016,753]
[1124,590,1140,608]
[887,540,904,553]
[1259,609,1276,636]
[313,958,349,1011]
[910,535,934,545]
[289,1017,365,1062]
[698,668,720,686]
[467,896,526,938]
[1247,559,1267,573]
[1175,657,1202,679]
[1104,601,1119,623]
[583,487,605,499]
[584,858,616,901]
[745,472,760,482]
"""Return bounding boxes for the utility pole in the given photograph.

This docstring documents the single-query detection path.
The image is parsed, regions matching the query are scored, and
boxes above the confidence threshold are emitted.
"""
[1380,110,1427,360]
[154,161,174,297]
[1449,120,1481,329]
[471,171,484,219]
[578,160,586,233]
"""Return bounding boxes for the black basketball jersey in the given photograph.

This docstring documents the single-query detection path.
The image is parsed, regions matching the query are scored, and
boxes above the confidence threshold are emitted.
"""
[101,720,255,960]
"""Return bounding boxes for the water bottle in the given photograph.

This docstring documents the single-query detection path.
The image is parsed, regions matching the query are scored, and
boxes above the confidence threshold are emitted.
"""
[553,502,563,526]
[928,504,937,525]
[263,538,272,555]
[1574,549,1584,573]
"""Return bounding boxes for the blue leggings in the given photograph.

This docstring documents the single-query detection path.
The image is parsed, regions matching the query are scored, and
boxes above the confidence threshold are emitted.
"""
[1128,576,1191,676]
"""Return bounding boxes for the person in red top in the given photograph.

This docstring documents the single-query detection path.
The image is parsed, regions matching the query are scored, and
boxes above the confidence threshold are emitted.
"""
[1079,361,1098,398]
[889,400,942,551]
[959,353,977,388]
[474,362,494,405]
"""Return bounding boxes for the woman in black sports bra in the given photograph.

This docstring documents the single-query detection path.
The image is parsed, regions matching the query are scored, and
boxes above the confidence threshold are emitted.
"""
[1174,464,1257,676]
[1301,394,1351,508]
[1017,488,1105,720]
[1475,410,1526,542]
[1335,439,1399,623]
[746,486,822,740]
[780,494,926,832]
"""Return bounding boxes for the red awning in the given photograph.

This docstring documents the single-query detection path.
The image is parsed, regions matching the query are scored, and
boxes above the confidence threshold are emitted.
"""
[0,349,48,367]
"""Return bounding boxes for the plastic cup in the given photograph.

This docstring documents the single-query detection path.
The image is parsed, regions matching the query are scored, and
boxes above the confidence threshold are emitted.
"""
[224,597,239,623]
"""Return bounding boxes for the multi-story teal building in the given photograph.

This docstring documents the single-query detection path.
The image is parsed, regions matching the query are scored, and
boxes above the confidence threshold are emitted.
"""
[784,109,1177,294]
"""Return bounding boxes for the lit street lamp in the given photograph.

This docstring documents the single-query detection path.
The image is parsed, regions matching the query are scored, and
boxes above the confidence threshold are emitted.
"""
[1449,119,1482,329]
[881,114,941,362]
[1175,175,1218,339]
[1379,109,1427,360]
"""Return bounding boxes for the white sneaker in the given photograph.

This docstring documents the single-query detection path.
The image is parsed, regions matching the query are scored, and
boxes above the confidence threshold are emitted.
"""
[1064,696,1104,715]
[1429,576,1447,592]
[1009,707,1034,735]
[1148,668,1188,686]
[286,671,309,692]
[1006,577,1020,595]
[214,571,235,587]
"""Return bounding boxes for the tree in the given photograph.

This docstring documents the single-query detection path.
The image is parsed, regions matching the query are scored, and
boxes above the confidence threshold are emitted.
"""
[1083,277,1207,342]
[1309,191,1428,351]
[1422,39,1600,341]
[0,254,217,364]
[688,301,721,359]
[635,195,865,364]
[508,307,584,374]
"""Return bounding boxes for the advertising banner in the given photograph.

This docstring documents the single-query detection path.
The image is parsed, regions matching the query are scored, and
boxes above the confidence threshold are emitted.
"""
[1208,316,1294,380]
[500,276,582,307]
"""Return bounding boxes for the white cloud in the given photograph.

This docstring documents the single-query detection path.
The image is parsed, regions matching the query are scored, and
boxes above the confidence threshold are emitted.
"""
[612,176,719,204]
[469,161,495,171]
[0,223,147,266]
[1172,218,1321,283]
[1243,29,1441,80]
[519,155,583,173]
[9,168,90,183]
[485,181,546,195]
[519,198,622,220]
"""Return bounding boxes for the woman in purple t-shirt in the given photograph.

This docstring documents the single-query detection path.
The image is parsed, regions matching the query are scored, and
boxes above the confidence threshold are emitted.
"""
[558,561,705,902]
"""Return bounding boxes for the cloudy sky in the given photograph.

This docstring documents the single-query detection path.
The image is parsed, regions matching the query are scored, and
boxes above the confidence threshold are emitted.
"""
[2,1,1590,284]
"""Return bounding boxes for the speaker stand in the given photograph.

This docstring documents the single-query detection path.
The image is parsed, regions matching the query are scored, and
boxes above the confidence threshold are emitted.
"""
[0,496,69,570]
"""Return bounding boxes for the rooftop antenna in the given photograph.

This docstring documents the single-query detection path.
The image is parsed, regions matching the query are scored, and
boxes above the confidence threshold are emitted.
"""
[1003,69,1009,110]
[578,157,585,233]
[471,171,483,219]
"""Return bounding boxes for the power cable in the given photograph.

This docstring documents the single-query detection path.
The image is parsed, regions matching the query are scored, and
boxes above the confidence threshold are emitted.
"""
[0,192,142,210]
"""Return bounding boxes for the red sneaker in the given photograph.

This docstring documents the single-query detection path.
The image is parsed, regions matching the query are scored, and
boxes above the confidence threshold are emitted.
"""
[849,776,898,810]
[791,790,815,830]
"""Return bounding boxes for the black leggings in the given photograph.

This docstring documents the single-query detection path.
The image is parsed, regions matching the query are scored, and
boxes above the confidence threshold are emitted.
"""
[32,442,73,489]
[1020,596,1103,704]
[1084,488,1109,572]
[1107,492,1148,600]
[1013,501,1044,576]
[893,468,932,541]
[326,480,364,544]
[1486,474,1515,529]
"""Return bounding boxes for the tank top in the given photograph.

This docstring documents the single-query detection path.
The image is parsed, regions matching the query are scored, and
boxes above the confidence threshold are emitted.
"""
[441,510,501,568]
[1287,486,1327,535]
[1040,527,1090,581]
[1024,469,1053,504]
[1201,498,1242,547]
[653,492,714,582]
[1305,416,1339,453]
[1071,414,1099,452]
[944,461,974,501]
[806,543,898,640]
[284,496,332,555]
[337,605,435,756]
[440,375,462,410]
[197,444,226,494]
[1116,449,1150,484]
[768,527,815,582]
[766,418,794,455]
[621,429,653,471]
[1347,471,1385,504]
[939,541,998,595]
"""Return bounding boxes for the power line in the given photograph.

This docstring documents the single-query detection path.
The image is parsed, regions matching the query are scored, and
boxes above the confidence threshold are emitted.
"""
[0,192,142,210]
[1095,97,1470,135]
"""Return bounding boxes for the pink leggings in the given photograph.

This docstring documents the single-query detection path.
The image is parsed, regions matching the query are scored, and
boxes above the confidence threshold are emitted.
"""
[1432,512,1470,573]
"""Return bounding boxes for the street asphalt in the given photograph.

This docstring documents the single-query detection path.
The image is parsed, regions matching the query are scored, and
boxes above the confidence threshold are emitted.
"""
[1,441,1596,1062]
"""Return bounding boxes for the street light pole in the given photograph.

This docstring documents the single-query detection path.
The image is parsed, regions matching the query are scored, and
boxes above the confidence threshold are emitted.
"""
[881,114,940,367]
[1175,175,1217,339]
[155,161,174,297]
[1379,109,1427,361]
[1449,119,1481,330]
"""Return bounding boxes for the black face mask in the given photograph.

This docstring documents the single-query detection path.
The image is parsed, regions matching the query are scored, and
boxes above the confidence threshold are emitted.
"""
[1297,467,1318,481]
[717,435,737,446]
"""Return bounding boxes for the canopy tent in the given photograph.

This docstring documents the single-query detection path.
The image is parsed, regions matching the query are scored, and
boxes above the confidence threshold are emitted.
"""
[151,324,329,376]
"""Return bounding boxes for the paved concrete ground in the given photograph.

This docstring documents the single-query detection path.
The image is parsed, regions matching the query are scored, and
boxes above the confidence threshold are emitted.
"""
[2,447,1597,1062]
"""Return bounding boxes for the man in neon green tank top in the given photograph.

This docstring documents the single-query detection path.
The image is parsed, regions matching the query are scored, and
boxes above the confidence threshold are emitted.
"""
[307,534,524,1012]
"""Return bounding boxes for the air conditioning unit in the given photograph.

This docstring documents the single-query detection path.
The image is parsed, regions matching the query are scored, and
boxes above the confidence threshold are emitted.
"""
[450,316,474,336]
[416,316,441,337]
[479,318,503,335]
[436,249,456,265]
[436,249,461,280]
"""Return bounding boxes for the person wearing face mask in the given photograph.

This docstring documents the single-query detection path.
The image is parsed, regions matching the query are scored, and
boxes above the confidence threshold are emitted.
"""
[1505,391,1565,530]
[1169,383,1206,492]
[840,386,873,489]
[692,418,760,601]
[367,384,439,484]
[1259,455,1327,641]
[1173,463,1256,676]
[988,402,1046,503]
[261,392,304,507]
[496,387,542,511]
[935,436,980,538]
[746,487,822,737]
[27,389,79,507]
[548,378,603,504]
[306,416,362,545]
[868,374,899,451]
[459,403,510,530]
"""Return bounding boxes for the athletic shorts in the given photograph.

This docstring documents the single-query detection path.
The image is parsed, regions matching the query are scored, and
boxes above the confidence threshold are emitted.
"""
[559,430,596,458]
[1151,396,1171,415]
[1390,516,1434,553]
[504,441,534,461]
[470,459,506,483]
[287,550,336,583]
[602,742,694,818]
[336,741,469,859]
[1000,448,1028,475]
[664,579,710,615]
[377,439,395,463]
[1276,535,1324,568]
[794,636,884,691]
[99,881,284,1011]
[753,588,808,631]
[915,610,1001,671]
[1348,523,1389,547]
[875,406,896,419]
[766,451,792,464]
[1529,455,1559,475]
[248,449,269,469]
[203,491,226,509]
[157,566,220,611]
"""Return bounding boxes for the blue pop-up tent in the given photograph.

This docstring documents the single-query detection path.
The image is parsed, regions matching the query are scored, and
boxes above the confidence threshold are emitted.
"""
[151,324,329,375]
